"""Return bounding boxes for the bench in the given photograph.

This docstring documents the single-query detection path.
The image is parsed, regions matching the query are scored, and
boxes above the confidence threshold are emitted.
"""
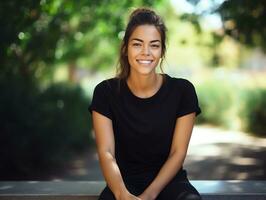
[0,181,266,200]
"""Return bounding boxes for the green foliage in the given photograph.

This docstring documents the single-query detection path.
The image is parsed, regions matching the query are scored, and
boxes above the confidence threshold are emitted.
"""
[217,0,266,51]
[0,0,159,77]
[0,76,92,179]
[195,76,266,137]
[185,0,266,51]
[240,88,266,137]
[196,80,236,128]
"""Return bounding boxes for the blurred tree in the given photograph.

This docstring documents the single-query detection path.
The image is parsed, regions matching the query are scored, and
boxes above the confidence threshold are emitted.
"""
[185,0,266,51]
[217,0,266,51]
[0,0,159,80]
[0,76,92,179]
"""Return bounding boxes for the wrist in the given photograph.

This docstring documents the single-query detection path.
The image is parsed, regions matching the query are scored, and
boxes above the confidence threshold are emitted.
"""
[147,184,161,200]
[114,186,129,200]
[142,189,158,200]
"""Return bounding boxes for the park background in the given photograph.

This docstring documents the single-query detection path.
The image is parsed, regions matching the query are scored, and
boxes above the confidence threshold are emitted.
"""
[1,0,265,181]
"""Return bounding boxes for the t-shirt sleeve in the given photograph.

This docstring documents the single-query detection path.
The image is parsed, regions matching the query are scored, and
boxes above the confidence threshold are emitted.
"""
[88,81,113,120]
[176,80,201,118]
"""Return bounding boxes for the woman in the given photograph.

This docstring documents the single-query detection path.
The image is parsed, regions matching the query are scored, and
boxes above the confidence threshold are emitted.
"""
[89,7,202,200]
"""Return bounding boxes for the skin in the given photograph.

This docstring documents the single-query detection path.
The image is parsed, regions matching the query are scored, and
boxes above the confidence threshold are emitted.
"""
[92,25,196,200]
[127,25,163,98]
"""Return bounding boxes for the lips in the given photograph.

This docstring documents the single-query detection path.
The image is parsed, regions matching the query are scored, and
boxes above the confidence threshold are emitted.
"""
[137,59,153,64]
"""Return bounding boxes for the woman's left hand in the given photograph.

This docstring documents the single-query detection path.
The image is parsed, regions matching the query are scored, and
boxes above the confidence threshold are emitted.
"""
[138,192,155,200]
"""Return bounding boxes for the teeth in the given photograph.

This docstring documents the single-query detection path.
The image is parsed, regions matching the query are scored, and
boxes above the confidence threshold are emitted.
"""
[138,60,152,64]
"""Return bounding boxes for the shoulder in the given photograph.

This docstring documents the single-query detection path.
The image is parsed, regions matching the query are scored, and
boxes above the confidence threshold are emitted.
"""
[94,77,120,93]
[166,74,195,90]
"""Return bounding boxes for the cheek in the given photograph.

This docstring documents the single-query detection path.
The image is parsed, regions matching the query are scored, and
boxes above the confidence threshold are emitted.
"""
[128,48,139,60]
[154,49,162,59]
[127,50,133,62]
[127,50,136,66]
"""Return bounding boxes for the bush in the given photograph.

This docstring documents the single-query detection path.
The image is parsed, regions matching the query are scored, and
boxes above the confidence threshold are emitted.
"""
[0,76,92,179]
[239,88,266,137]
[196,80,237,128]
[195,78,266,137]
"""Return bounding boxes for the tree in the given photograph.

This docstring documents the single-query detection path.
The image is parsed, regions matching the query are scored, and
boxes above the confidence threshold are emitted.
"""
[0,0,160,79]
[217,0,266,51]
[184,0,266,51]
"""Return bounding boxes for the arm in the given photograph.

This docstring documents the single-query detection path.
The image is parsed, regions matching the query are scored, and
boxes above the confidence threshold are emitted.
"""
[92,111,141,200]
[139,113,196,200]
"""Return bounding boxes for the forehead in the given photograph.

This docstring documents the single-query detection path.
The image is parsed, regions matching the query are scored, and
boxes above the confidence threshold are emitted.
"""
[129,25,161,41]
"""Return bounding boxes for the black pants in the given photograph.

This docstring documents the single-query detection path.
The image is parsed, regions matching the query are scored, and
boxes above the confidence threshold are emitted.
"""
[98,177,201,200]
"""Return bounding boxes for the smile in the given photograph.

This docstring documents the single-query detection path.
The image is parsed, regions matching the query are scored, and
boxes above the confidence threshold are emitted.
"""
[137,60,153,64]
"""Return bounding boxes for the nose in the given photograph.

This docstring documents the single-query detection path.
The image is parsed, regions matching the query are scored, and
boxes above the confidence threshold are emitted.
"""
[141,45,151,55]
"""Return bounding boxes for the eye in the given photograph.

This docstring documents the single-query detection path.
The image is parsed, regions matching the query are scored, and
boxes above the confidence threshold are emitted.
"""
[132,43,141,47]
[151,44,160,48]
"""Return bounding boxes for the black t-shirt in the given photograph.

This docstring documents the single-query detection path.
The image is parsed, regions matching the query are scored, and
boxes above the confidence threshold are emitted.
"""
[89,74,201,184]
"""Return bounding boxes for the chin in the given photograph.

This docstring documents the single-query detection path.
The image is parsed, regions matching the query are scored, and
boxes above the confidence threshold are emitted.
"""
[134,68,156,76]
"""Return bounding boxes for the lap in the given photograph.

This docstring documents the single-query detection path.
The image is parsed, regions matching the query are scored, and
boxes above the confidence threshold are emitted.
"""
[157,178,201,200]
[98,178,201,200]
[98,184,142,200]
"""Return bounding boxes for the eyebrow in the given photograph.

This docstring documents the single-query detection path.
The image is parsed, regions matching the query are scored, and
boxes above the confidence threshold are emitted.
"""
[131,38,161,43]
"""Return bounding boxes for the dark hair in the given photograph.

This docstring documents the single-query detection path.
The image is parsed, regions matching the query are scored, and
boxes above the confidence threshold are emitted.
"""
[116,7,167,80]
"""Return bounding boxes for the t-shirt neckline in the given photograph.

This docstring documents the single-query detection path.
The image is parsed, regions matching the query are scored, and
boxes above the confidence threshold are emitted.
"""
[123,74,169,102]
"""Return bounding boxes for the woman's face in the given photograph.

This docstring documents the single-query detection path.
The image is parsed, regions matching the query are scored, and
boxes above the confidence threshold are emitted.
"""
[127,25,162,77]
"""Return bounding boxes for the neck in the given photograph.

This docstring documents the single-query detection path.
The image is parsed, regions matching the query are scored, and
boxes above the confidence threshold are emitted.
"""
[127,73,162,98]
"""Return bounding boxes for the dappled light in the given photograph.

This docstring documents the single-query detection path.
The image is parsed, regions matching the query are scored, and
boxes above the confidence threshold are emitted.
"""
[185,126,266,180]
[30,125,265,181]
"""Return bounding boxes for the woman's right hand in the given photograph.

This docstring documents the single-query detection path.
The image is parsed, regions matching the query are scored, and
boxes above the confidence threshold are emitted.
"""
[117,190,142,200]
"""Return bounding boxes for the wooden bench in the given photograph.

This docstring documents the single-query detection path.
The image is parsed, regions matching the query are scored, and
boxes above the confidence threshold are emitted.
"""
[0,181,266,200]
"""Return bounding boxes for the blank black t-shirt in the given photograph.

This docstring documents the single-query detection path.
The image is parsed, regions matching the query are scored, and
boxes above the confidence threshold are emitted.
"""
[89,74,201,185]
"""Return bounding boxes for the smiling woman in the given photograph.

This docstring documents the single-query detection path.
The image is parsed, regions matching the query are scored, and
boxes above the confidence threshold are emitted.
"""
[89,7,202,200]
[126,25,163,98]
[127,25,162,77]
